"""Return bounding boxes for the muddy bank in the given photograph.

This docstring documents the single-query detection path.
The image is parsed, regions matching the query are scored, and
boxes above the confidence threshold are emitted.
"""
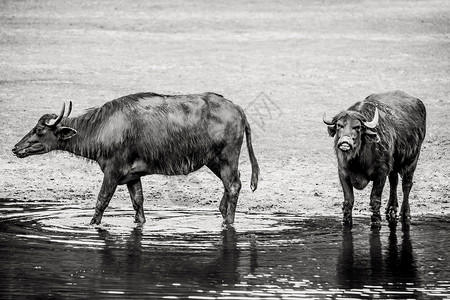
[1,0,449,220]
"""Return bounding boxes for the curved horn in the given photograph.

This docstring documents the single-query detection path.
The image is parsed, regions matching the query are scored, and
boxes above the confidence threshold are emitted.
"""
[363,107,379,129]
[322,112,335,125]
[45,102,66,127]
[65,101,72,118]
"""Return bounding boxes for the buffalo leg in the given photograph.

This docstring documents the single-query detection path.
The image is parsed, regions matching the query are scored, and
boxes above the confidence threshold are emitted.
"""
[91,174,118,225]
[386,172,399,226]
[370,177,387,228]
[209,160,241,225]
[219,192,228,219]
[400,158,419,224]
[207,163,229,219]
[220,163,241,225]
[400,172,414,224]
[339,173,354,227]
[400,176,412,223]
[127,178,146,224]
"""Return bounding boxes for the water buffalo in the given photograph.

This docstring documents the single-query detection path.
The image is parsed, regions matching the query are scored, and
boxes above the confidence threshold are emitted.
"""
[12,92,259,225]
[323,90,426,228]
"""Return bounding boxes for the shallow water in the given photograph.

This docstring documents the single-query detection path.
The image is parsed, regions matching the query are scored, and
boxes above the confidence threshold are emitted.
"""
[0,198,449,299]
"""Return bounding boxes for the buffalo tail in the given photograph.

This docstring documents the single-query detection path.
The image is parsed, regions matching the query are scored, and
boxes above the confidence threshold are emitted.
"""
[244,115,259,191]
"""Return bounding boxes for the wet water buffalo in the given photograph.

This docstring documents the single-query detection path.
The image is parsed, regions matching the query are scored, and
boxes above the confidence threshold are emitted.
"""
[323,90,426,228]
[13,92,259,225]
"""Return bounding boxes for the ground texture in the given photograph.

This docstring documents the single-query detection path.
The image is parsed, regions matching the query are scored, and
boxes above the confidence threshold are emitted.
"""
[1,0,449,222]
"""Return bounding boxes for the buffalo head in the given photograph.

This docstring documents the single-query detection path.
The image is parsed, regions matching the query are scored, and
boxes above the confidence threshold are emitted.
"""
[323,108,379,153]
[12,102,77,158]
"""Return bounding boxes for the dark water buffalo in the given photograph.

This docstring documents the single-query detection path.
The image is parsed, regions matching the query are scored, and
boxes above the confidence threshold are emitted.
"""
[323,90,426,228]
[13,92,259,225]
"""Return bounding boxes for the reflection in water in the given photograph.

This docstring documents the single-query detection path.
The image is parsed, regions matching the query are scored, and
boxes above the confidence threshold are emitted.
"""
[387,225,420,285]
[93,225,248,295]
[369,228,383,279]
[337,227,355,286]
[0,198,449,299]
[337,225,420,290]
[211,226,240,284]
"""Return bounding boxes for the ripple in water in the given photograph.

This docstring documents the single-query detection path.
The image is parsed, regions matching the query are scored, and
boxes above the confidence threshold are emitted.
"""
[0,197,449,299]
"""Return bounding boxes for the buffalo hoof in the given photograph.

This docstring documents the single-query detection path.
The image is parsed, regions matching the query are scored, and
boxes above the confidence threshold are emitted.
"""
[90,213,103,225]
[223,215,235,225]
[134,214,146,224]
[342,209,353,227]
[386,208,398,229]
[385,207,398,223]
[400,214,411,225]
[90,217,101,225]
[388,219,397,230]
[342,218,353,227]
[371,221,382,229]
[370,215,382,229]
[401,222,411,232]
[222,222,235,230]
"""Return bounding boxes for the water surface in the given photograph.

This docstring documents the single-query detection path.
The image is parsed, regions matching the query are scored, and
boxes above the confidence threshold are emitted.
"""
[1,198,449,299]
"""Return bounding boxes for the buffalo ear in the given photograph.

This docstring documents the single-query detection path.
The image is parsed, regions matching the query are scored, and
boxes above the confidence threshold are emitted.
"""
[364,128,380,143]
[56,126,77,140]
[327,125,337,137]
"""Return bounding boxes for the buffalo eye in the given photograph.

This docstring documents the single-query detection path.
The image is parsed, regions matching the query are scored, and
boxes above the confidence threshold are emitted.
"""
[34,127,44,136]
[337,123,344,129]
[353,125,361,131]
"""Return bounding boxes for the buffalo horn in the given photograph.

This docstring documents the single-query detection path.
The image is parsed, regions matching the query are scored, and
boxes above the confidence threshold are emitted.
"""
[65,101,72,118]
[363,107,379,129]
[322,112,335,125]
[46,102,66,127]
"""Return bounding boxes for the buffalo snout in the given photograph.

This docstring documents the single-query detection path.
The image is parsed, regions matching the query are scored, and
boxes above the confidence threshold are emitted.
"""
[12,143,29,158]
[12,139,46,158]
[12,145,25,158]
[337,136,353,151]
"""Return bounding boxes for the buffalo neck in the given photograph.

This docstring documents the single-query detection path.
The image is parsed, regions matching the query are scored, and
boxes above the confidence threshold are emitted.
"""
[57,117,103,161]
[337,141,377,174]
